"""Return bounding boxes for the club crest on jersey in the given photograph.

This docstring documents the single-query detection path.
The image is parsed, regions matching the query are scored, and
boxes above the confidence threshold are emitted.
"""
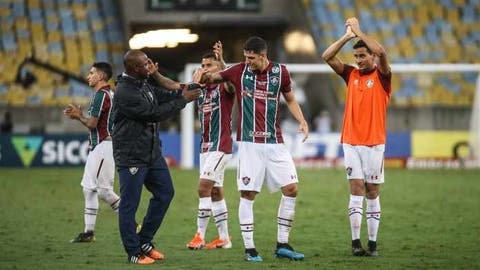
[272,66,280,73]
[270,76,279,86]
[346,167,352,176]
[129,167,138,175]
[211,88,219,99]
[366,79,374,88]
[242,176,251,185]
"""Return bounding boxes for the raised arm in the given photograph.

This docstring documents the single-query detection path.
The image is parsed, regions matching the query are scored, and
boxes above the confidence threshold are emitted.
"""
[322,26,356,74]
[147,58,182,90]
[283,91,309,142]
[346,17,390,75]
[202,70,228,84]
[212,40,235,94]
[213,41,227,70]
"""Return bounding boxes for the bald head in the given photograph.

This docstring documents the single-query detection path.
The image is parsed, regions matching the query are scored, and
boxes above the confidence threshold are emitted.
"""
[123,50,149,79]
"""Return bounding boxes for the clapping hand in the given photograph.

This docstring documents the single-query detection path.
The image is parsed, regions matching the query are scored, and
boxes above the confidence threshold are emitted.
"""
[345,17,362,37]
[213,41,224,62]
[147,58,159,75]
[63,104,82,120]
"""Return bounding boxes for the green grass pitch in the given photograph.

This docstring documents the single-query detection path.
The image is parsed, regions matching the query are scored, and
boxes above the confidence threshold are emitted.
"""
[1,168,479,269]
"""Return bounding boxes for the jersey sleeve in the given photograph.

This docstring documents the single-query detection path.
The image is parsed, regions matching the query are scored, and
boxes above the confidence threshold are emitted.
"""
[219,63,243,84]
[90,91,106,118]
[281,65,292,93]
[378,70,392,95]
[340,64,355,84]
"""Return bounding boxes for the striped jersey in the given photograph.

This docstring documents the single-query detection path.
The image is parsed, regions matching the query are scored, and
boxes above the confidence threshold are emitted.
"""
[198,83,234,153]
[220,62,292,144]
[87,85,113,150]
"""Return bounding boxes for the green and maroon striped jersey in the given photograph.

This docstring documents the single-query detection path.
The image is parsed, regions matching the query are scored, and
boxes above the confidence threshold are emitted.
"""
[197,83,234,153]
[87,85,113,150]
[220,62,292,144]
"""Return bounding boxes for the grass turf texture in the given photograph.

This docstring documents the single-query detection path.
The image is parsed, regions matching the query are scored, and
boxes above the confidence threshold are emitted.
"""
[0,168,479,269]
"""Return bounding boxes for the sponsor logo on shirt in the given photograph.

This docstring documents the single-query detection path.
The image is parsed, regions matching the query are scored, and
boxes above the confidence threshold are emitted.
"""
[245,74,254,81]
[249,131,271,138]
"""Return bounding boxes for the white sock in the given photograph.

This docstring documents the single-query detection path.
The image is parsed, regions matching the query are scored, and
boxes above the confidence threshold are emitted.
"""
[366,196,381,242]
[277,195,296,244]
[212,199,229,241]
[197,197,212,239]
[239,197,255,249]
[97,188,120,213]
[83,188,98,232]
[348,194,364,241]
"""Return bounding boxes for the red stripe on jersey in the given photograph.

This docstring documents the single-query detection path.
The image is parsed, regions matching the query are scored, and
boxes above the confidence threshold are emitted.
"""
[254,73,267,143]
[217,84,234,153]
[201,87,212,151]
[97,89,111,142]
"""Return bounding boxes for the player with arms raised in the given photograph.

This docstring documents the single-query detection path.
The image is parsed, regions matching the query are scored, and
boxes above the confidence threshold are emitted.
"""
[202,36,308,262]
[322,17,392,256]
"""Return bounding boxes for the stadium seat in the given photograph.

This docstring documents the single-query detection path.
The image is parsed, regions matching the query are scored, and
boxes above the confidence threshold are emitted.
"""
[0,0,126,106]
[305,0,479,107]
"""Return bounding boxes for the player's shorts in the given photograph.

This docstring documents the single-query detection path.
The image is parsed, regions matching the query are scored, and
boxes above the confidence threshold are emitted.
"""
[237,142,298,193]
[342,143,385,184]
[81,140,115,190]
[199,151,232,187]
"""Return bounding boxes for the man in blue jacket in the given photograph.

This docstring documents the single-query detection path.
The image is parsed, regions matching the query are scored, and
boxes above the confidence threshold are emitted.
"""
[112,49,201,264]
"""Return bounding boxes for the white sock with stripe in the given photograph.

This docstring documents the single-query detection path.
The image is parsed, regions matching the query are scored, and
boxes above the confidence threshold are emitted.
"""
[239,197,255,249]
[366,196,381,242]
[348,194,364,241]
[212,199,229,241]
[277,195,296,244]
[197,197,212,239]
[97,188,120,213]
[83,188,98,232]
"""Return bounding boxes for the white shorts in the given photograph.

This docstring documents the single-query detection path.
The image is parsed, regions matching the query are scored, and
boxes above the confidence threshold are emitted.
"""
[199,151,232,187]
[237,142,298,193]
[81,140,115,190]
[342,143,385,184]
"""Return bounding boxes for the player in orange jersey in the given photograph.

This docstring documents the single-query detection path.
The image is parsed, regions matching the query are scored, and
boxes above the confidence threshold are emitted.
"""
[322,17,392,257]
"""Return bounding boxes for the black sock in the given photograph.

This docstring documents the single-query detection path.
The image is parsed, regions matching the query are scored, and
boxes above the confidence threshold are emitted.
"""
[352,239,362,248]
[245,248,258,256]
[368,240,377,251]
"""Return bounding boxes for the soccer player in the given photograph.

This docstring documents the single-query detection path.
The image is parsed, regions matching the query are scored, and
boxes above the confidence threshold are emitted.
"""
[63,62,119,243]
[202,36,308,262]
[322,17,391,256]
[186,41,234,250]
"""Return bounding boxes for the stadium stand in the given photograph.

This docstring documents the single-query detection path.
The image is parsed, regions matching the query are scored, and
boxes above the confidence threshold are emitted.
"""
[305,0,479,107]
[0,0,125,106]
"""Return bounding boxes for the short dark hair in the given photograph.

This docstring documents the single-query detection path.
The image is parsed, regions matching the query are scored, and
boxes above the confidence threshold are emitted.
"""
[92,62,112,81]
[201,52,218,60]
[243,36,267,54]
[353,40,371,54]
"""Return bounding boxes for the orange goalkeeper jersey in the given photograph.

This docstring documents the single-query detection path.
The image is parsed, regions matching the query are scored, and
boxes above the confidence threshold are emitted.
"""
[339,64,392,146]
